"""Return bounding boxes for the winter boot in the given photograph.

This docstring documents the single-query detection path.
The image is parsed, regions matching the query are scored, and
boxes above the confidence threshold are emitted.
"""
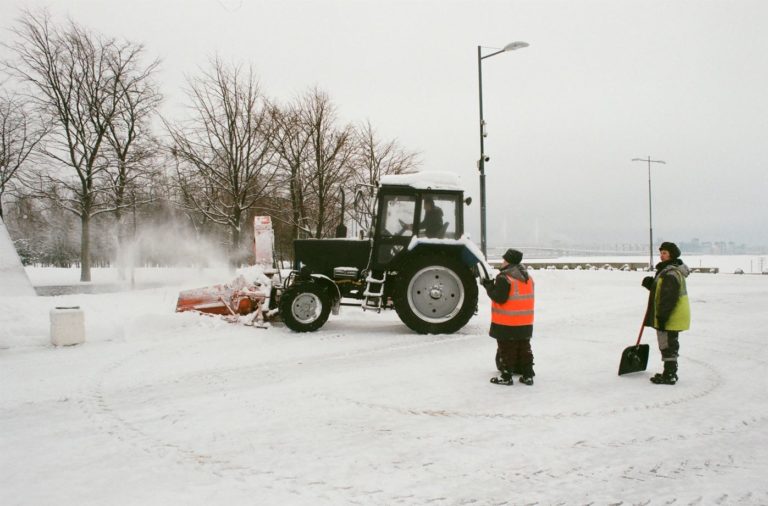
[490,370,513,385]
[519,365,535,386]
[650,361,678,385]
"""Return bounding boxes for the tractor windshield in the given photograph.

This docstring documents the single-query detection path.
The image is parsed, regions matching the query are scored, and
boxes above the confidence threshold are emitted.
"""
[379,195,417,237]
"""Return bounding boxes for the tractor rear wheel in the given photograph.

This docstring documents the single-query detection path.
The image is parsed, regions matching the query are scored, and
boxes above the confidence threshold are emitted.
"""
[280,283,332,332]
[393,254,478,334]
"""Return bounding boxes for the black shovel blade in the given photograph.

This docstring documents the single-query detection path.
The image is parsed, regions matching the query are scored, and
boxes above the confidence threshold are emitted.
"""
[618,344,650,375]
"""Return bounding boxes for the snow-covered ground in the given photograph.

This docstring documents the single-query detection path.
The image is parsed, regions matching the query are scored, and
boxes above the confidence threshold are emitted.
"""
[2,259,768,505]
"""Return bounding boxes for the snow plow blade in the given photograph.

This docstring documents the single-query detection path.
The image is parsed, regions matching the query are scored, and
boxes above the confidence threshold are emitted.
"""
[176,276,266,317]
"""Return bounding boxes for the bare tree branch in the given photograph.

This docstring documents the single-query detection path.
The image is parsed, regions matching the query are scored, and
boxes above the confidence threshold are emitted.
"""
[0,94,49,218]
[166,58,278,253]
[299,88,355,239]
[349,120,419,232]
[267,99,313,240]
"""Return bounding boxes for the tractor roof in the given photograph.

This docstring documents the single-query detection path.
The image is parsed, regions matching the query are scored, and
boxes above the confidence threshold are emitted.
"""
[379,171,463,192]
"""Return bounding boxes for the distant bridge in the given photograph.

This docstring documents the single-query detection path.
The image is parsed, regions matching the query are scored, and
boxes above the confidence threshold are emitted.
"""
[487,246,652,258]
[488,260,719,273]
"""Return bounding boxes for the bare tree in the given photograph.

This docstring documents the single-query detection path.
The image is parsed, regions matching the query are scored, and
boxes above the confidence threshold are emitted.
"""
[5,10,158,281]
[350,120,419,232]
[170,147,217,238]
[299,88,355,238]
[103,48,161,272]
[267,100,312,240]
[268,98,419,242]
[354,120,419,186]
[166,59,277,255]
[0,94,47,219]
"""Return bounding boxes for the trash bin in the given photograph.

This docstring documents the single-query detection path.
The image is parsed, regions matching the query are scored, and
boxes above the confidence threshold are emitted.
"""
[50,306,85,346]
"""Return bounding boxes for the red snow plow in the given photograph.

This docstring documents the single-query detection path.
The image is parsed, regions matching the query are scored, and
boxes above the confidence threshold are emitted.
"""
[175,276,266,316]
[175,217,276,326]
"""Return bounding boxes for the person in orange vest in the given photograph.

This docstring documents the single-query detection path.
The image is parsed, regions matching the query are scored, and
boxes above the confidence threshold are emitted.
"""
[483,248,536,386]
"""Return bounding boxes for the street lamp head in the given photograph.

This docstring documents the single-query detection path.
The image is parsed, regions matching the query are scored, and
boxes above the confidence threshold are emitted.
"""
[632,157,667,164]
[503,41,529,52]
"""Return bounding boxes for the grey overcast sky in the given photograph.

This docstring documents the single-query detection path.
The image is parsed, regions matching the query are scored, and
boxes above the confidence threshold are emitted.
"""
[2,0,767,248]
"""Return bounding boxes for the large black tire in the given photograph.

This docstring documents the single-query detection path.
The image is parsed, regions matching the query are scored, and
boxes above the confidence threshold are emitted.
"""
[393,254,478,334]
[280,283,332,332]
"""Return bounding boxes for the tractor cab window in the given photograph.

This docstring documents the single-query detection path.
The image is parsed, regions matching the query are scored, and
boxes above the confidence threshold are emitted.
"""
[379,195,416,237]
[418,194,458,239]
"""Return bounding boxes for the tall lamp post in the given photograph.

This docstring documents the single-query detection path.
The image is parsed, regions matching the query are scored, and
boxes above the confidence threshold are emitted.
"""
[632,156,666,269]
[477,41,528,259]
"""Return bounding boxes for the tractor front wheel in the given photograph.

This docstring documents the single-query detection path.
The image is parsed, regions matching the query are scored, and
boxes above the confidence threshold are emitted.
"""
[393,254,478,334]
[280,283,332,332]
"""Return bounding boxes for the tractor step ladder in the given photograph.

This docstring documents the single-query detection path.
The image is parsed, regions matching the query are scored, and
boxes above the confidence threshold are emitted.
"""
[363,272,387,313]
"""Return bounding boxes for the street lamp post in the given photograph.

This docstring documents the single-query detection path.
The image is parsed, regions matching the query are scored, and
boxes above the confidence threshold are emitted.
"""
[632,156,666,269]
[477,41,528,259]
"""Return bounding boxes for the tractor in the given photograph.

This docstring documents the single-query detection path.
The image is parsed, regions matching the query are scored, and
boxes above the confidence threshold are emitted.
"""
[271,171,493,334]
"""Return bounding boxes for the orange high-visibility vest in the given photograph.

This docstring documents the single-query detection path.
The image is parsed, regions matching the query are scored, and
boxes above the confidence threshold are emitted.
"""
[491,274,535,327]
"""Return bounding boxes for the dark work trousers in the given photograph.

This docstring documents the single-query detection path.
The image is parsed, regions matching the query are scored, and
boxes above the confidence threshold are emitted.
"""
[656,330,680,361]
[495,339,535,376]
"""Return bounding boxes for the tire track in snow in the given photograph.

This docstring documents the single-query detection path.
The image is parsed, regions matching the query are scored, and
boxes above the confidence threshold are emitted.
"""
[78,346,353,497]
[320,354,725,422]
[493,453,768,505]
[96,329,478,394]
[77,333,481,504]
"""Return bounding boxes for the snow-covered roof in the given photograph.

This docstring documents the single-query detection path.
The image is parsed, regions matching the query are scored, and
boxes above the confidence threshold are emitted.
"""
[379,171,463,191]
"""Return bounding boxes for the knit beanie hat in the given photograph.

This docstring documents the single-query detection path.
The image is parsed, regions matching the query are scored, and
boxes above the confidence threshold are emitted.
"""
[659,242,681,259]
[503,248,523,265]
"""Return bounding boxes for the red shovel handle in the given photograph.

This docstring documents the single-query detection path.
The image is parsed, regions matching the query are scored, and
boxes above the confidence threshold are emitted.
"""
[635,321,645,346]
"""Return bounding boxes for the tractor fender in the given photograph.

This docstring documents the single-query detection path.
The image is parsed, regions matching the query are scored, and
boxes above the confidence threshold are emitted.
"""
[310,274,342,315]
[405,237,493,281]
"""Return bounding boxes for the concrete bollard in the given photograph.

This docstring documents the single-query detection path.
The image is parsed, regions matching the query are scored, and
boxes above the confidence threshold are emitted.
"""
[50,306,85,346]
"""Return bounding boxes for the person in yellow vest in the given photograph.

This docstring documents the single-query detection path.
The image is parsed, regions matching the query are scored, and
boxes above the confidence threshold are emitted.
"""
[483,248,535,386]
[641,242,691,385]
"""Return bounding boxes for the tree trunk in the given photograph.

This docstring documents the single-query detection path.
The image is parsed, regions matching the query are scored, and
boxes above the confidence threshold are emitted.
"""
[115,211,128,281]
[315,197,325,239]
[80,214,91,282]
[232,219,241,249]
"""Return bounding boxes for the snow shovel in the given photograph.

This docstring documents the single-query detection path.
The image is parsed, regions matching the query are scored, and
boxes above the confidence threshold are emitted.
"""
[618,321,650,375]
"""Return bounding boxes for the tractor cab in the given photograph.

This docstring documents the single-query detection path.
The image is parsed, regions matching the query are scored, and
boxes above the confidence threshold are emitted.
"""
[372,179,465,269]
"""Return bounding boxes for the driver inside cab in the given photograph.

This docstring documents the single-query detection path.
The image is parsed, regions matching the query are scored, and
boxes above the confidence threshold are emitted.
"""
[397,197,445,238]
[420,197,444,238]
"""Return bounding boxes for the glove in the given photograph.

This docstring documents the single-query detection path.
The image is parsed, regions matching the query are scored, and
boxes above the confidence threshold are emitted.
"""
[641,276,653,289]
[482,278,494,288]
